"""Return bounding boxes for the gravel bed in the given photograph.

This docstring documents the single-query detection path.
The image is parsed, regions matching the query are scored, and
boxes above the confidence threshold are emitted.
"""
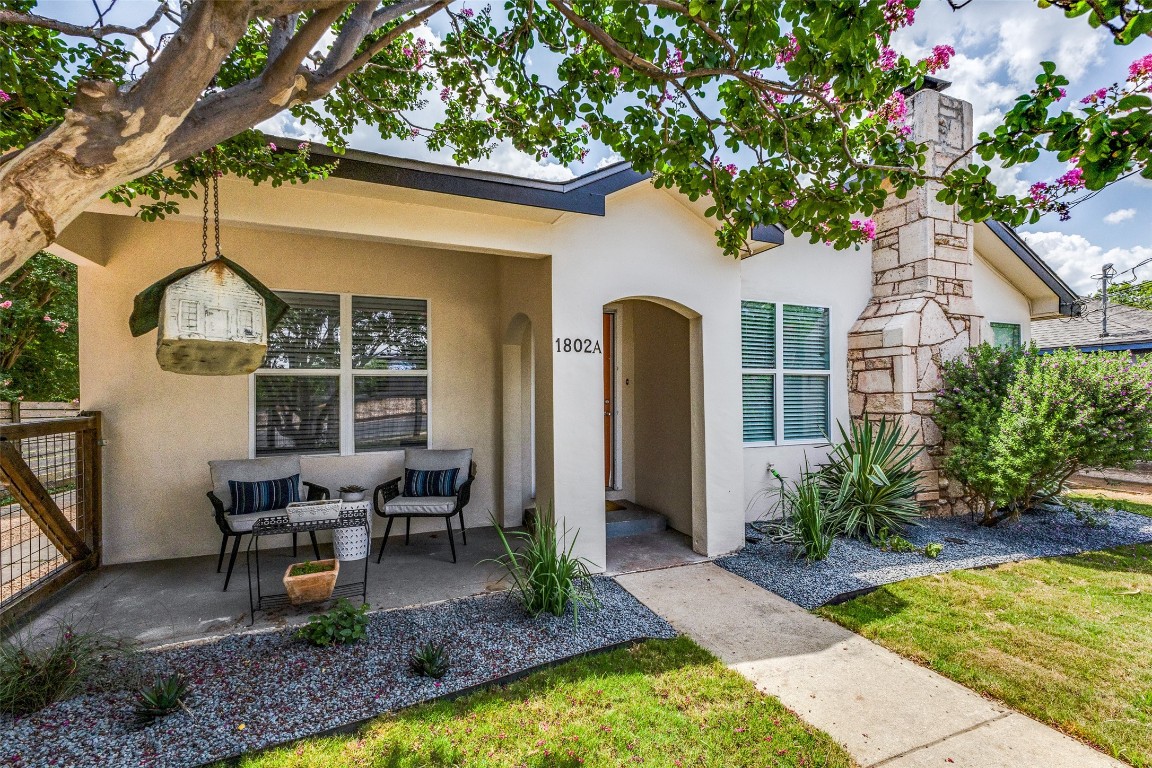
[717,506,1152,609]
[1,577,675,768]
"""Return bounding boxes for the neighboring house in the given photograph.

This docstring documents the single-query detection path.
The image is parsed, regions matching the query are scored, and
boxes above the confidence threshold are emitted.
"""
[49,83,1077,570]
[1033,298,1152,355]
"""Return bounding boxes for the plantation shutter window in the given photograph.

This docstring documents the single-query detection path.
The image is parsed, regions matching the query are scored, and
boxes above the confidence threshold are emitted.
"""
[741,301,831,445]
[255,292,430,456]
[990,322,1021,349]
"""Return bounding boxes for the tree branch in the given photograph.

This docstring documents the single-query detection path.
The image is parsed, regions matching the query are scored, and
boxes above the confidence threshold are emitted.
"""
[0,2,170,59]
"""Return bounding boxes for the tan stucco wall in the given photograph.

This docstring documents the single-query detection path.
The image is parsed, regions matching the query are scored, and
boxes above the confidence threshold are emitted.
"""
[739,239,874,521]
[79,216,511,564]
[630,301,693,536]
[973,249,1033,343]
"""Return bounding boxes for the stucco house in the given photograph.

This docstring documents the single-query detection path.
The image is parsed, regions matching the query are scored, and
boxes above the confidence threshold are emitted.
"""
[47,83,1076,572]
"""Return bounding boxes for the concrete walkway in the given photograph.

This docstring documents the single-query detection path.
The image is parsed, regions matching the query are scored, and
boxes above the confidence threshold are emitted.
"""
[616,562,1126,768]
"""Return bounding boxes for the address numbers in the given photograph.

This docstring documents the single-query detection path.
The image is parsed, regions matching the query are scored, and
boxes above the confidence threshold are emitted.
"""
[555,337,602,353]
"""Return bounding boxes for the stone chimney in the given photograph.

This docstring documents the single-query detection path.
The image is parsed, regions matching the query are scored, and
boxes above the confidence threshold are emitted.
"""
[847,86,982,513]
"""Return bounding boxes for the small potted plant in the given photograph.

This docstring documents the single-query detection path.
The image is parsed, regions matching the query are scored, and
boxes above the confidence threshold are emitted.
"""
[339,484,367,502]
[283,559,339,605]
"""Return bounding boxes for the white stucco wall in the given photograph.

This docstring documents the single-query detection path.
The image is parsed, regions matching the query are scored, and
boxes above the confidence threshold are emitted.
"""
[739,239,874,521]
[973,249,1033,343]
[78,217,513,564]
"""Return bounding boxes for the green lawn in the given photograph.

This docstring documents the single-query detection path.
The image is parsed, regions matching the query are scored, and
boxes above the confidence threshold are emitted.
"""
[228,637,855,768]
[819,544,1152,767]
[1065,490,1152,518]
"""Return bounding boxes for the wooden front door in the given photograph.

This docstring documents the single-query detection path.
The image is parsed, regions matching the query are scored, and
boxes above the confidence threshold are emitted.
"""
[603,311,615,488]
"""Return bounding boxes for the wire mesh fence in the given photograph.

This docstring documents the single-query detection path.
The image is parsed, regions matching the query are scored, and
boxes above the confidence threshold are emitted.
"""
[0,414,100,620]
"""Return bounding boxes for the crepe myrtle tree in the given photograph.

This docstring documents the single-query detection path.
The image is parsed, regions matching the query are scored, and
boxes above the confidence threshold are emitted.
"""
[1,0,1151,280]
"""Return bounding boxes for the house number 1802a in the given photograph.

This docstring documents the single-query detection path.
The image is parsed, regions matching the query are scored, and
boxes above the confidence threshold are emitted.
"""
[555,337,602,354]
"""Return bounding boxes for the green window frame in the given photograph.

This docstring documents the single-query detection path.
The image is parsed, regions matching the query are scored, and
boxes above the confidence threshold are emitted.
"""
[741,301,831,445]
[990,322,1022,349]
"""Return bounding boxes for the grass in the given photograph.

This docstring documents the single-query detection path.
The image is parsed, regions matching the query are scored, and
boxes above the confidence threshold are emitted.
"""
[1065,490,1152,518]
[818,544,1152,767]
[227,637,855,768]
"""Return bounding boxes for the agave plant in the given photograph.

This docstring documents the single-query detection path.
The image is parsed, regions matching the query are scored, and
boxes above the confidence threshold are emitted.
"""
[409,640,451,679]
[822,417,925,540]
[134,674,189,725]
[488,504,597,623]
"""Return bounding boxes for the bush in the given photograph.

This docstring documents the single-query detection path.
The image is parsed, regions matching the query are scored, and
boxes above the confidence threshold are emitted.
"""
[0,620,124,716]
[295,599,370,647]
[490,504,597,622]
[821,418,924,540]
[753,465,836,562]
[937,345,1152,525]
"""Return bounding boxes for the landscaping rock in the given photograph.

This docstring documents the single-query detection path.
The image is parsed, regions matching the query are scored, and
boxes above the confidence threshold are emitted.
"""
[717,507,1152,609]
[0,577,675,768]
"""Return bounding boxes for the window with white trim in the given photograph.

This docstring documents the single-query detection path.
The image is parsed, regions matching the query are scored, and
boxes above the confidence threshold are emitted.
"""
[253,292,429,456]
[990,322,1021,349]
[741,301,831,444]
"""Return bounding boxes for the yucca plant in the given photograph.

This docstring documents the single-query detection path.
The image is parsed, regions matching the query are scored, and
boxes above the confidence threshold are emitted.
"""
[755,465,835,562]
[134,674,189,725]
[822,417,925,541]
[488,504,597,623]
[408,641,451,679]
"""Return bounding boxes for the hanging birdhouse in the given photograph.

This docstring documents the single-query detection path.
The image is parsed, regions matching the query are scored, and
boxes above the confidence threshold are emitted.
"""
[130,257,289,375]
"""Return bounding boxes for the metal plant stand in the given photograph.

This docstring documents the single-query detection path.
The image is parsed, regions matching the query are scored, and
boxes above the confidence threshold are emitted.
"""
[246,508,370,624]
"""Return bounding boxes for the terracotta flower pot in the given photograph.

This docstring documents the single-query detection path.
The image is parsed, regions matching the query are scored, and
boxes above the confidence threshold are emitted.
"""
[283,559,339,606]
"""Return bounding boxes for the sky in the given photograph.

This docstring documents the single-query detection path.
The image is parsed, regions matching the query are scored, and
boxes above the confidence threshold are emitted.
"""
[40,0,1152,296]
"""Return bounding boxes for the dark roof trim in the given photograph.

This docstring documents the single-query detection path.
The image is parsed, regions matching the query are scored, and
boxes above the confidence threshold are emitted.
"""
[281,138,785,245]
[984,220,1080,316]
[899,75,951,97]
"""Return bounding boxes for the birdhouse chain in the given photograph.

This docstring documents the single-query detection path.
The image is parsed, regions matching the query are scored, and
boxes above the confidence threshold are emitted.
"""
[201,172,222,263]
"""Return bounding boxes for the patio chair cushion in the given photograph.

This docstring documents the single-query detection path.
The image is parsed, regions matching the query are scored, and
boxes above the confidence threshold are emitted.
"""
[383,495,456,516]
[209,456,303,511]
[224,509,290,533]
[228,474,301,515]
[403,467,459,497]
[402,448,472,493]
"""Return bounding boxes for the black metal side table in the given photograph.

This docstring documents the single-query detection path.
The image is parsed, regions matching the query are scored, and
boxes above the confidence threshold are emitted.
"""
[246,508,370,624]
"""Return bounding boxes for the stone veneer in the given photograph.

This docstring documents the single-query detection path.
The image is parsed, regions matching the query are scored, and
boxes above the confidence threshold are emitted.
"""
[847,88,981,513]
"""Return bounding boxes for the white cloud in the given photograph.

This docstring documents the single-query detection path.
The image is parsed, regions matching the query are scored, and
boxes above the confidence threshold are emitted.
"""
[1022,230,1152,294]
[1104,208,1137,224]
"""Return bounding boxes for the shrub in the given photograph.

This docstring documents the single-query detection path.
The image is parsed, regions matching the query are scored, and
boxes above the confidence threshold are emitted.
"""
[0,620,124,716]
[871,526,917,553]
[821,418,924,540]
[923,542,944,559]
[408,641,451,679]
[134,674,189,725]
[490,504,597,622]
[753,465,835,562]
[288,560,335,577]
[295,599,370,647]
[937,345,1152,525]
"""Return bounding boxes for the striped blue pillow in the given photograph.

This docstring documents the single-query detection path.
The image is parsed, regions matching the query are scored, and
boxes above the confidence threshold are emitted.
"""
[403,467,459,498]
[228,474,301,515]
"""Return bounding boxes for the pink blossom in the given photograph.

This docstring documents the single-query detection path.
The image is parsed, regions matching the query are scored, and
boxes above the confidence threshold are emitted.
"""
[781,197,797,211]
[0,301,11,310]
[877,91,907,124]
[776,35,798,66]
[402,46,414,58]
[883,0,915,30]
[878,46,898,72]
[921,45,955,74]
[1080,87,1108,104]
[267,142,277,151]
[608,67,620,78]
[851,218,878,240]
[0,90,9,103]
[1129,53,1152,80]
[297,141,309,151]
[1057,87,1067,101]
[461,7,474,17]
[1056,167,1084,189]
[439,87,452,102]
[665,48,685,74]
[55,322,69,334]
[1028,181,1051,207]
[44,314,52,321]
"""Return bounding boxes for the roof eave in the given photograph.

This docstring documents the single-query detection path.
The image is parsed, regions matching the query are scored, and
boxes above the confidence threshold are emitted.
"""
[984,220,1081,317]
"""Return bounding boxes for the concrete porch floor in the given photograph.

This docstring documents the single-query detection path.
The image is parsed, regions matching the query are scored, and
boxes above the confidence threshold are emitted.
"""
[25,526,512,647]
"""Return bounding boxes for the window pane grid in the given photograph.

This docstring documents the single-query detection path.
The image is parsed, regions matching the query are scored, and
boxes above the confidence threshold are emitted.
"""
[256,292,429,457]
[782,374,829,442]
[742,374,775,442]
[741,301,776,369]
[782,305,830,370]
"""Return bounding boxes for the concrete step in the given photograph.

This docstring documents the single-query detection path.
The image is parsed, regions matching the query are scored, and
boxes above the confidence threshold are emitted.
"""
[606,505,667,538]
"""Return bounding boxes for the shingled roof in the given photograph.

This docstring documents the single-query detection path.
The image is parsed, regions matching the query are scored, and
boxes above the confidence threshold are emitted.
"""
[1032,298,1152,352]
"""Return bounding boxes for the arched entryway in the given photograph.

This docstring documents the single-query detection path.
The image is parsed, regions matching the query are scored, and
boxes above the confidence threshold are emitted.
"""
[602,296,708,571]
[501,313,535,527]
